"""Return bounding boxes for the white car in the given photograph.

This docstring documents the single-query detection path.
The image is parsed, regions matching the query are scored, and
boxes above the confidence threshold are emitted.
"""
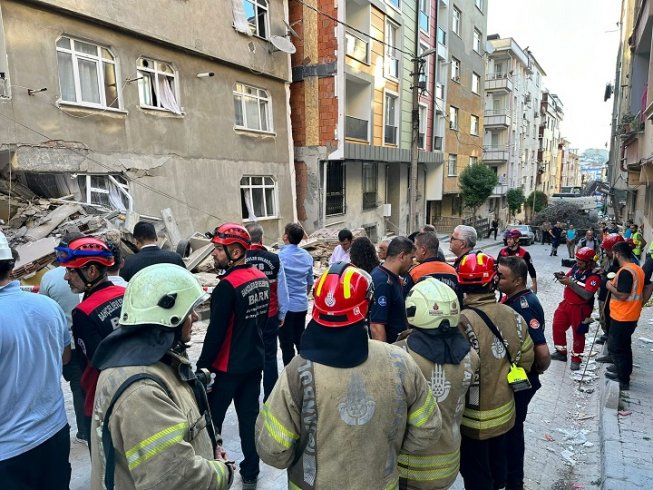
[502,225,535,246]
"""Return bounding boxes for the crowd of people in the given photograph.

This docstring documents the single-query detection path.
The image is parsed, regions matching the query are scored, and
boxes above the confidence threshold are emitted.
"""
[0,217,649,490]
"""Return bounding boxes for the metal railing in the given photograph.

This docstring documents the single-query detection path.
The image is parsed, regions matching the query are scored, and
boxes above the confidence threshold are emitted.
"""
[345,116,369,141]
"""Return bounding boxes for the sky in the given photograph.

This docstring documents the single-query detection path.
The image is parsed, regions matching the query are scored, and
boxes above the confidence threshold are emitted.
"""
[487,0,622,153]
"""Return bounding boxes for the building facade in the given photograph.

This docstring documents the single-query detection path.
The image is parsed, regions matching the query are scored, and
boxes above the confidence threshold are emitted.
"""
[0,0,295,238]
[538,90,564,196]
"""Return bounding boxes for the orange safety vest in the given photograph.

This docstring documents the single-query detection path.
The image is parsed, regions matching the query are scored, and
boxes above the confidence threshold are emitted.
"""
[610,262,645,322]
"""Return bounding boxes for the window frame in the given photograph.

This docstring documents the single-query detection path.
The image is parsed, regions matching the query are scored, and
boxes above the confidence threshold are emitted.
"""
[448,154,458,176]
[383,90,400,145]
[475,0,483,12]
[473,28,482,54]
[56,35,120,110]
[386,0,401,12]
[469,156,478,167]
[136,57,181,113]
[326,161,346,216]
[451,57,460,82]
[242,0,270,39]
[362,162,378,210]
[472,72,481,94]
[385,20,401,80]
[419,42,431,88]
[233,82,274,133]
[240,175,278,221]
[79,174,132,211]
[449,105,459,130]
[418,104,428,149]
[470,114,479,135]
[419,0,431,33]
[452,7,462,37]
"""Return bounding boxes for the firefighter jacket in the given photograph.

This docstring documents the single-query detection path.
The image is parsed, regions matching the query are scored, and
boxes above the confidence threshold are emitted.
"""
[394,340,480,489]
[459,293,534,440]
[90,358,232,490]
[246,244,289,320]
[255,341,442,489]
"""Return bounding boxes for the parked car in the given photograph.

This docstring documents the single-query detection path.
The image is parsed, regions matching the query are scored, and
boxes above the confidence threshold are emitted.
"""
[502,225,535,246]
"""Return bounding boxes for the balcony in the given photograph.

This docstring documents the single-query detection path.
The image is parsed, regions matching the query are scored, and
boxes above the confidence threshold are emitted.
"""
[483,145,509,162]
[345,116,369,141]
[491,183,508,196]
[484,110,511,130]
[345,31,369,64]
[485,74,513,93]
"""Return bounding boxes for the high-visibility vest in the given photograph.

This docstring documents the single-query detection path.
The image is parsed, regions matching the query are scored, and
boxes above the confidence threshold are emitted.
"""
[610,262,645,322]
[632,232,644,255]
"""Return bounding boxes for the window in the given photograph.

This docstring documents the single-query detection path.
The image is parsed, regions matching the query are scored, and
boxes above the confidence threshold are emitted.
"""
[419,43,430,87]
[451,58,460,82]
[56,36,119,109]
[448,154,458,176]
[469,156,478,166]
[471,114,479,135]
[475,0,483,11]
[78,175,131,211]
[240,176,277,220]
[472,72,480,94]
[452,7,461,36]
[233,83,273,132]
[419,0,430,32]
[437,27,446,46]
[385,21,400,79]
[418,105,427,149]
[473,29,482,53]
[242,0,269,38]
[362,162,378,210]
[326,161,346,215]
[387,0,401,10]
[137,58,181,113]
[449,106,458,130]
[384,93,399,144]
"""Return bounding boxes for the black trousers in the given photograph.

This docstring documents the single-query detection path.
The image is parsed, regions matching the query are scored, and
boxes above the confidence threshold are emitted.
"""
[0,424,71,490]
[62,349,90,438]
[279,310,307,366]
[505,384,539,490]
[460,433,507,490]
[208,370,261,481]
[607,319,638,383]
[262,315,280,401]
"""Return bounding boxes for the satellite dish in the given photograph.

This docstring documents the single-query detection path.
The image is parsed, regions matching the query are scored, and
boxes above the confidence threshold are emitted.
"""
[269,35,296,54]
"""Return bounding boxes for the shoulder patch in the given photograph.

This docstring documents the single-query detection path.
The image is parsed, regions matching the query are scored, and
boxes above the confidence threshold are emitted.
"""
[520,296,529,309]
[529,318,540,329]
[377,296,387,307]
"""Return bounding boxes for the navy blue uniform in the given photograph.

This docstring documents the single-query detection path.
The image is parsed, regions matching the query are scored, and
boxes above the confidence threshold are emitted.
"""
[370,265,407,343]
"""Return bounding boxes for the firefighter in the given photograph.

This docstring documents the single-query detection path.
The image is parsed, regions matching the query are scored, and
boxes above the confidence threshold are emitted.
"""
[457,252,534,490]
[395,278,479,489]
[90,264,234,489]
[551,247,601,370]
[255,262,441,489]
[497,228,538,294]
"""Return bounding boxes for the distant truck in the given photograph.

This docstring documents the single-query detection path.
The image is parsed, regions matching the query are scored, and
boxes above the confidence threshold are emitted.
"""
[548,182,610,214]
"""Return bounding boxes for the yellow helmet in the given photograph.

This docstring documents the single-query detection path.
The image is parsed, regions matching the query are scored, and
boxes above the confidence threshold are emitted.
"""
[405,278,460,330]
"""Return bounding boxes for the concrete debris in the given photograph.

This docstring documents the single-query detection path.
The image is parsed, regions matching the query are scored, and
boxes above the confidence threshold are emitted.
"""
[638,337,653,344]
[544,433,555,442]
[560,449,577,466]
[556,428,589,445]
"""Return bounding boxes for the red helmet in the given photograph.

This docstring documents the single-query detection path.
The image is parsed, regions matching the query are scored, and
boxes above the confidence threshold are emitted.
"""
[601,233,624,252]
[458,252,496,285]
[506,229,522,240]
[312,262,373,327]
[210,223,251,250]
[575,247,597,262]
[625,238,636,250]
[55,237,114,268]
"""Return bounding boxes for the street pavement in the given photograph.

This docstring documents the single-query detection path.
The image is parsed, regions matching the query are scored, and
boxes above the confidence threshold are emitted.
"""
[63,237,652,489]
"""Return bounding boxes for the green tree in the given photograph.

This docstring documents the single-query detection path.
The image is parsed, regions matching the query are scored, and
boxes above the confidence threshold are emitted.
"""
[525,190,548,221]
[506,188,526,222]
[459,163,498,218]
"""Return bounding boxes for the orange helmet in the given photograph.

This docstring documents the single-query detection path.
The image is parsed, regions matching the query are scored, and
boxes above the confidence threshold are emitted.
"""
[601,233,624,252]
[312,262,373,327]
[210,223,251,250]
[458,252,496,285]
[55,237,114,268]
[575,247,597,262]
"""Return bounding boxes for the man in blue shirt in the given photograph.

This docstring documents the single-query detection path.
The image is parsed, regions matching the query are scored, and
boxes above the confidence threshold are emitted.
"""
[370,237,415,343]
[0,231,72,489]
[278,222,315,365]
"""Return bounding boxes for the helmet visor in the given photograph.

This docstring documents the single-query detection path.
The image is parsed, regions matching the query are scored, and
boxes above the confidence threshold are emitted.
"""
[54,246,113,264]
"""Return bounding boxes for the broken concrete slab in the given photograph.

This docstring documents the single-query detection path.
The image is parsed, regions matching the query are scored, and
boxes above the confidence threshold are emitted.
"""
[12,237,58,279]
[184,243,214,272]
[24,204,82,241]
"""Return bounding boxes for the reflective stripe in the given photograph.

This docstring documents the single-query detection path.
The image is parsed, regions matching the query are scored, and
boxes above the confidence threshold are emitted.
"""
[398,449,459,481]
[521,335,534,352]
[125,421,188,470]
[209,460,229,489]
[261,404,299,449]
[343,268,355,299]
[408,390,437,428]
[289,481,302,490]
[384,480,399,490]
[462,399,514,430]
[315,271,328,297]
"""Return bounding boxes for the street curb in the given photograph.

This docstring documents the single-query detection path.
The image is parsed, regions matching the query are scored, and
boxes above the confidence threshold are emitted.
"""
[598,344,625,489]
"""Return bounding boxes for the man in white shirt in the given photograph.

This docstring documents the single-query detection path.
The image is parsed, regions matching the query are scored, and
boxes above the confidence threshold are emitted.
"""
[328,228,353,265]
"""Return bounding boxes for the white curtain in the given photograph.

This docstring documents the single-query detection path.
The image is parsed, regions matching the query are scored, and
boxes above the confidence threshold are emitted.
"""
[108,179,127,212]
[232,0,253,35]
[156,76,181,114]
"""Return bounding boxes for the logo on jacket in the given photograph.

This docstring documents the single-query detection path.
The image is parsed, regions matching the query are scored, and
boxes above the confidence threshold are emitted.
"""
[491,336,506,359]
[338,373,376,426]
[429,364,451,402]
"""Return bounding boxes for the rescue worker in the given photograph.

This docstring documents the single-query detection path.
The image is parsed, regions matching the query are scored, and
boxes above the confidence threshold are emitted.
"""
[457,252,534,490]
[60,236,125,425]
[497,229,538,294]
[604,241,645,390]
[596,234,624,347]
[90,264,234,489]
[549,222,562,256]
[256,263,442,489]
[395,278,479,489]
[550,247,601,370]
[496,256,551,490]
[197,223,269,489]
[450,225,477,271]
[244,223,289,401]
[630,223,646,260]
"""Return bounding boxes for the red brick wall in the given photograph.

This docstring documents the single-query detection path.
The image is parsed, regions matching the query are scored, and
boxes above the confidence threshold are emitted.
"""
[319,77,337,147]
[290,81,306,147]
[294,160,308,222]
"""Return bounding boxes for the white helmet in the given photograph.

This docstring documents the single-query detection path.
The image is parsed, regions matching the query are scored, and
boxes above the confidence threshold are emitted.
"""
[120,264,209,328]
[405,278,460,330]
[0,230,12,261]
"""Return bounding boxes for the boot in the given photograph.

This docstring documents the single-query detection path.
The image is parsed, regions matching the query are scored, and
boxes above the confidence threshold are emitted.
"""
[551,350,567,362]
[570,361,581,371]
[596,334,608,345]
[606,364,617,373]
[597,354,613,363]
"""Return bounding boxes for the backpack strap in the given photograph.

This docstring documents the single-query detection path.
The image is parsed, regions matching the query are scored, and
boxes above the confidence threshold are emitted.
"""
[102,373,171,490]
[465,306,514,365]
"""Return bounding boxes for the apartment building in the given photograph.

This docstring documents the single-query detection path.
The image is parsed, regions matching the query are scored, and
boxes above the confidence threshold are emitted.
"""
[291,0,444,237]
[484,35,545,222]
[538,90,564,195]
[440,0,487,220]
[0,0,295,238]
[558,138,582,189]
